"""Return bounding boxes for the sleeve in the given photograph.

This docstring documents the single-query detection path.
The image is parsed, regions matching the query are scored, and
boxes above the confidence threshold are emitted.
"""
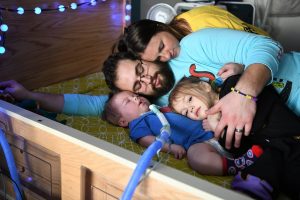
[129,117,154,142]
[181,28,283,84]
[62,94,109,116]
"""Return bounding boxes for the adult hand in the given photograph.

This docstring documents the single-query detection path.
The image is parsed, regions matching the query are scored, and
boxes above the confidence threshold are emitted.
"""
[206,92,256,149]
[218,63,245,81]
[0,80,30,101]
[0,90,15,103]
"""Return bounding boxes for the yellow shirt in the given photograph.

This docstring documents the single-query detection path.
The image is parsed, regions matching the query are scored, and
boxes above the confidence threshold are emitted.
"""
[176,5,269,36]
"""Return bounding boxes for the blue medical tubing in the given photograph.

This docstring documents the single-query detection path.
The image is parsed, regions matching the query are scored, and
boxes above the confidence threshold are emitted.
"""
[0,129,23,200]
[121,105,171,200]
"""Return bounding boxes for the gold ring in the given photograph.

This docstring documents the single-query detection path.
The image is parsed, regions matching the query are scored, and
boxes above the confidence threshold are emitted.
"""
[235,128,244,133]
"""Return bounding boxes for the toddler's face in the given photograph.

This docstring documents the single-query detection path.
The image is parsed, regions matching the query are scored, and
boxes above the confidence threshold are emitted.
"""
[172,94,209,120]
[113,91,150,122]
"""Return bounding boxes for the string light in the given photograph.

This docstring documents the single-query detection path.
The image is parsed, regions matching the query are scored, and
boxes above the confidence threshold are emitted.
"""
[70,3,78,10]
[0,24,8,32]
[124,0,131,26]
[0,0,103,55]
[0,46,5,54]
[34,7,42,15]
[17,7,24,15]
[58,5,66,12]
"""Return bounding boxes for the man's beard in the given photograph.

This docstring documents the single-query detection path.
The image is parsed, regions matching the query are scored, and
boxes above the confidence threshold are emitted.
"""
[144,63,175,101]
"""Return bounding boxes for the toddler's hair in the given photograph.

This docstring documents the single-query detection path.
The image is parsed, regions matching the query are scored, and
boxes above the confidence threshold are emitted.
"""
[169,76,216,110]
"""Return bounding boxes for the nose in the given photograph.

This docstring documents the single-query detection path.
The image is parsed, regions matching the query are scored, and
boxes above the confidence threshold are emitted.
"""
[159,51,171,62]
[140,74,152,84]
[189,106,194,113]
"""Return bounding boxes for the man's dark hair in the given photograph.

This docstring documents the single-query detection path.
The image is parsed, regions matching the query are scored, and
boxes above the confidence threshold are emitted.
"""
[102,52,138,92]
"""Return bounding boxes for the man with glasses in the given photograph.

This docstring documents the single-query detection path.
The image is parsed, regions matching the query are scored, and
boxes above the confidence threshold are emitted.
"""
[103,52,175,102]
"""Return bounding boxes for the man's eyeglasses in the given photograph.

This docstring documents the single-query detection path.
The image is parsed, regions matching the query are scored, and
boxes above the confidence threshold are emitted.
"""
[133,60,147,93]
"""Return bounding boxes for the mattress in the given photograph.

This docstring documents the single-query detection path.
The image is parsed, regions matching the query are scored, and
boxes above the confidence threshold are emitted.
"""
[35,72,233,188]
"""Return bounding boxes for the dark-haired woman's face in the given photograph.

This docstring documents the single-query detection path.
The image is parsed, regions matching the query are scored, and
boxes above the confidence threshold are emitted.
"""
[141,31,180,62]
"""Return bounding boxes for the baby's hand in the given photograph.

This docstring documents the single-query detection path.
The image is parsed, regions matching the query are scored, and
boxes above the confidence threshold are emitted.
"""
[217,62,244,81]
[203,119,213,132]
[170,144,186,160]
[203,113,221,132]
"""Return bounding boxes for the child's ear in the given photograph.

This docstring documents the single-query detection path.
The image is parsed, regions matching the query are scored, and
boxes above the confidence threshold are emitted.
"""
[118,117,129,127]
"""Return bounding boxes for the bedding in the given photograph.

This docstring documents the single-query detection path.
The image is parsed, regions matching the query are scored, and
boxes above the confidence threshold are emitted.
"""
[35,71,233,188]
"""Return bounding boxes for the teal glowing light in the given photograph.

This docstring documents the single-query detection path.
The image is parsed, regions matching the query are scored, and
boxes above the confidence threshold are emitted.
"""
[70,3,77,10]
[0,46,5,54]
[125,15,130,21]
[17,7,24,15]
[34,7,42,14]
[0,24,8,32]
[58,5,65,12]
[125,4,132,11]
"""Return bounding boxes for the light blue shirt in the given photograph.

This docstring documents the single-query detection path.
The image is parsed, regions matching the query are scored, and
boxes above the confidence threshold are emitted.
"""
[63,94,108,116]
[155,28,282,106]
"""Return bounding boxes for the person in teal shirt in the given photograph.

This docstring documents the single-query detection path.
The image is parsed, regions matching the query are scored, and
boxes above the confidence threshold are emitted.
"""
[0,80,108,117]
[103,28,300,150]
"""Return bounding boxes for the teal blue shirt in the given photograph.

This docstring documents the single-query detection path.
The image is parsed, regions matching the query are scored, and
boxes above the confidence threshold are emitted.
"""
[63,94,108,116]
[155,28,283,106]
[62,28,300,117]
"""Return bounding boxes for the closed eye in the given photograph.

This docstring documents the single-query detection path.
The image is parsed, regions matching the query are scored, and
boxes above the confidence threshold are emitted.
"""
[159,41,164,52]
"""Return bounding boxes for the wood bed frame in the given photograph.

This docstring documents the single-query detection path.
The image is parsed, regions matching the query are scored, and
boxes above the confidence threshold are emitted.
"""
[0,100,251,200]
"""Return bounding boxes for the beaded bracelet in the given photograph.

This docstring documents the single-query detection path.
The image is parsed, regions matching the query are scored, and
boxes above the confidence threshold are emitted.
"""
[231,87,258,102]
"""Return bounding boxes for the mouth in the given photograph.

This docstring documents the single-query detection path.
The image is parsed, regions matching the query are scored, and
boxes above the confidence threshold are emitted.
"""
[195,107,200,117]
[139,101,144,106]
[152,75,161,88]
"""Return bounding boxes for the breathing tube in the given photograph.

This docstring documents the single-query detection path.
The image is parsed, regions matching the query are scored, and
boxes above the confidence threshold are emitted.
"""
[0,129,23,200]
[120,105,171,200]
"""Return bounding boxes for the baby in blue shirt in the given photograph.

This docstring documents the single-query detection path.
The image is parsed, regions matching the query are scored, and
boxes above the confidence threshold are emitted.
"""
[102,90,259,176]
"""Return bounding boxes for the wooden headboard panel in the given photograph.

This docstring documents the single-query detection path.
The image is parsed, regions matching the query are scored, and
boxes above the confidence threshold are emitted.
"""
[0,0,123,90]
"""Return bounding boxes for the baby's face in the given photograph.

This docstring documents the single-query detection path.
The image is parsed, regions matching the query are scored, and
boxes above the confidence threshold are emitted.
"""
[113,91,151,122]
[172,94,209,120]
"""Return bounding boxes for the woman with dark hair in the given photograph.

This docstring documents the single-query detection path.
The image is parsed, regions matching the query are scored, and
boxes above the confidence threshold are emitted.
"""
[108,6,300,152]
[113,5,268,58]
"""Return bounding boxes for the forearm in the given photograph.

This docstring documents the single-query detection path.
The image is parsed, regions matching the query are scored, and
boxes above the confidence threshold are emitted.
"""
[235,63,271,96]
[28,91,64,113]
[138,136,172,153]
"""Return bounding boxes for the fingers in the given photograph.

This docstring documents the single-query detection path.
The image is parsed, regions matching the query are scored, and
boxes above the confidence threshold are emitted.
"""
[214,117,227,140]
[244,121,252,136]
[217,64,230,76]
[217,68,226,76]
[224,124,235,149]
[0,81,11,89]
[206,103,221,116]
[174,150,186,160]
